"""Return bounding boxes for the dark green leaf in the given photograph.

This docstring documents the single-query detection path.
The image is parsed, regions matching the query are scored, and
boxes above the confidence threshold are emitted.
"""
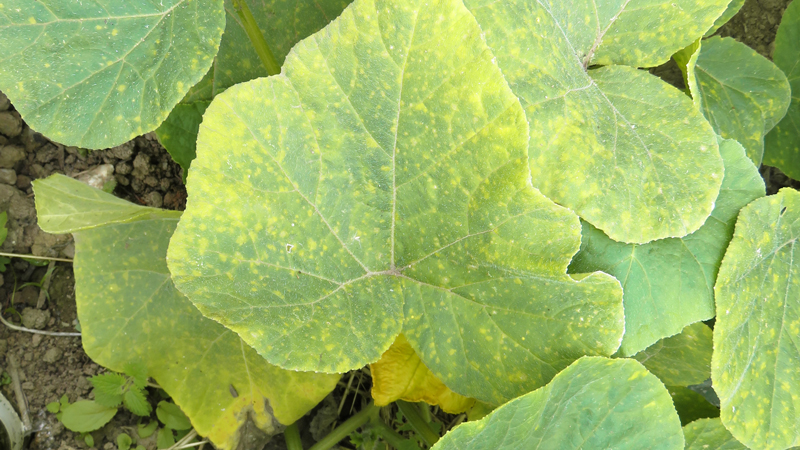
[156,401,191,431]
[89,373,126,408]
[633,322,713,387]
[764,0,800,179]
[667,386,719,426]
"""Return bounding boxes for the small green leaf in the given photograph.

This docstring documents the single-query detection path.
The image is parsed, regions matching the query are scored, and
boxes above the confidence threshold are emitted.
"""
[690,36,791,164]
[123,363,149,391]
[0,0,226,149]
[116,433,132,450]
[570,138,764,354]
[137,421,158,439]
[156,402,191,431]
[168,0,625,405]
[157,427,175,449]
[464,0,727,243]
[632,322,713,387]
[155,101,210,175]
[764,0,800,179]
[136,446,146,450]
[46,401,60,414]
[59,394,70,408]
[90,373,126,408]
[84,434,94,448]
[0,211,7,245]
[667,386,720,426]
[684,418,747,450]
[705,0,745,36]
[123,389,152,417]
[712,188,800,449]
[60,400,118,433]
[432,357,684,450]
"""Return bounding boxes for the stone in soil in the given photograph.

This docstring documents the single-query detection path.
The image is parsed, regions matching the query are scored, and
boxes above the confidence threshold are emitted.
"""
[21,308,50,329]
[0,144,25,168]
[0,168,16,185]
[0,111,22,137]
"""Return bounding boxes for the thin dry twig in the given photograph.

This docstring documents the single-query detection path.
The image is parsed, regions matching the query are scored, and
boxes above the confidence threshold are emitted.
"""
[0,252,72,263]
[6,354,30,431]
[0,311,81,337]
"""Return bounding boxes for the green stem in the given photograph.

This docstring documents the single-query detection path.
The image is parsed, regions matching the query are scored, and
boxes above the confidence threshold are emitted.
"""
[308,402,379,450]
[231,0,281,75]
[370,417,415,449]
[284,422,303,450]
[418,402,432,423]
[0,252,72,263]
[396,401,439,447]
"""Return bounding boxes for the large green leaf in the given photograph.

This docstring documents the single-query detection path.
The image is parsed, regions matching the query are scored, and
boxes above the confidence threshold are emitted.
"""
[633,322,713,387]
[432,357,684,450]
[764,0,800,179]
[690,36,791,164]
[33,175,339,450]
[712,188,800,450]
[167,0,625,404]
[463,0,727,244]
[684,418,746,450]
[156,0,352,173]
[0,0,225,149]
[570,138,764,354]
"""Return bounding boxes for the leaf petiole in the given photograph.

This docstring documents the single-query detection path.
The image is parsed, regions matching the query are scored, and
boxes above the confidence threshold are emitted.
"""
[230,0,281,76]
[308,402,378,450]
[396,401,440,446]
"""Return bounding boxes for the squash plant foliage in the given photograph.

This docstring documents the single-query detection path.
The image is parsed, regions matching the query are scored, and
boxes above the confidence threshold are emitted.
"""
[8,0,800,448]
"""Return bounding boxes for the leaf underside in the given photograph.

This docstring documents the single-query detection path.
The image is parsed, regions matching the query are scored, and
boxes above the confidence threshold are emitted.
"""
[633,322,713,387]
[33,175,339,450]
[432,357,684,450]
[168,0,625,404]
[0,0,225,148]
[764,0,800,179]
[570,137,764,355]
[463,0,728,244]
[712,188,800,450]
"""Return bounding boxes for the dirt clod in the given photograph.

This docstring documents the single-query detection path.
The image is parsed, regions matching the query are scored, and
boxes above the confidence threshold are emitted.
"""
[0,168,16,185]
[0,111,22,137]
[0,144,25,168]
[21,308,51,329]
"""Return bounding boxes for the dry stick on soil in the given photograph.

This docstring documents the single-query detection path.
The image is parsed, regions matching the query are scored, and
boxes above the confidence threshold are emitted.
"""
[36,260,56,309]
[0,312,81,337]
[0,252,73,263]
[6,354,30,431]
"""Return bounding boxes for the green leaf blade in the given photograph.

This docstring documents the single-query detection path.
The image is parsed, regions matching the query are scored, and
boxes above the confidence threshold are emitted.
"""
[432,357,684,450]
[764,0,800,178]
[168,0,625,403]
[463,0,725,244]
[0,0,226,148]
[570,138,764,354]
[693,36,791,164]
[684,418,747,450]
[33,175,339,450]
[633,322,713,387]
[60,400,117,433]
[712,188,800,449]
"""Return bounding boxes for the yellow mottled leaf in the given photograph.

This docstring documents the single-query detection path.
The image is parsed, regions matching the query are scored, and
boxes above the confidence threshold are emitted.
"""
[371,335,474,414]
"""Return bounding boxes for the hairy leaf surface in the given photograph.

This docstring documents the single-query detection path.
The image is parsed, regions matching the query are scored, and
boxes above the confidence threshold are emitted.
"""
[712,188,800,450]
[34,174,339,450]
[432,357,683,450]
[633,322,713,387]
[570,138,764,354]
[0,0,225,148]
[370,334,474,414]
[156,0,352,173]
[463,0,727,243]
[764,0,800,179]
[690,36,791,164]
[684,418,746,450]
[167,0,625,404]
